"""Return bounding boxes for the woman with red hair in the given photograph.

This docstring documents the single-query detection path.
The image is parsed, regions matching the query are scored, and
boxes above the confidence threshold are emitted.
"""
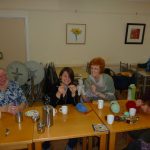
[84,57,116,101]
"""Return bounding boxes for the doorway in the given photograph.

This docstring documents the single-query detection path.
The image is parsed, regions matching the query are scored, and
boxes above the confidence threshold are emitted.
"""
[0,17,27,68]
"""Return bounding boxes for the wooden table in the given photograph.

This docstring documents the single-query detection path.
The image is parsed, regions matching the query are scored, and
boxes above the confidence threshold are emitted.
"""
[0,107,34,150]
[56,66,88,79]
[33,104,107,150]
[90,100,150,150]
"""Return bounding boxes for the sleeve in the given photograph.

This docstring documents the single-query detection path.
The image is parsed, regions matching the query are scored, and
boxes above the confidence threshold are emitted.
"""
[61,88,79,106]
[16,83,27,104]
[0,93,5,106]
[102,75,116,100]
[84,77,95,97]
[84,77,91,92]
[48,83,61,107]
[70,91,79,106]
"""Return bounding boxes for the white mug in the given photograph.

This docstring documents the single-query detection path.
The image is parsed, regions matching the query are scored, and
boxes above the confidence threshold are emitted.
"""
[129,108,136,117]
[59,105,68,115]
[98,100,104,109]
[107,114,114,125]
[53,108,57,116]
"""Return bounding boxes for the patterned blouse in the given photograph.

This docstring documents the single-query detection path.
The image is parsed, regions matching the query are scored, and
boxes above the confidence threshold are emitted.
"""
[0,80,27,106]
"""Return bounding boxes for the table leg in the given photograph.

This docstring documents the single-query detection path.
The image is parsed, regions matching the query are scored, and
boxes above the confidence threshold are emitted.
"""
[27,143,32,150]
[88,136,92,150]
[109,132,116,150]
[99,134,106,150]
[35,142,42,150]
[82,137,87,150]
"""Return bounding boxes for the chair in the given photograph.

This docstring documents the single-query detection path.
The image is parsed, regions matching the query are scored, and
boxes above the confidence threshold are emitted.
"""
[115,62,135,99]
[136,70,150,95]
[120,61,129,72]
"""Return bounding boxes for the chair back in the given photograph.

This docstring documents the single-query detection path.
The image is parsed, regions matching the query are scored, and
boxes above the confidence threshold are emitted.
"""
[120,61,129,72]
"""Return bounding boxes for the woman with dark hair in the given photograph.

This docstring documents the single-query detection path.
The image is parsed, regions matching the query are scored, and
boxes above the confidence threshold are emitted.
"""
[48,67,78,150]
[84,57,116,101]
[49,67,78,107]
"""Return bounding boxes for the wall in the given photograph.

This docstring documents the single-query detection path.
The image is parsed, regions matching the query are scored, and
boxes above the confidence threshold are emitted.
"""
[0,0,150,66]
[0,18,26,68]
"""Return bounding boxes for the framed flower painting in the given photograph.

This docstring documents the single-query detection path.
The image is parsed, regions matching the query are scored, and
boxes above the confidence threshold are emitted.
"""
[66,23,86,44]
[125,23,146,44]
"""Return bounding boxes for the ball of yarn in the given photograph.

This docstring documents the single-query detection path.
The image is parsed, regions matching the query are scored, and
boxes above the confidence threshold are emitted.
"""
[110,101,120,113]
[126,101,137,110]
[76,103,88,113]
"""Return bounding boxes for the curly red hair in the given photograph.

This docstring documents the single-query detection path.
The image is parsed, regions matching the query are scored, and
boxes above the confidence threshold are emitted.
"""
[89,57,105,73]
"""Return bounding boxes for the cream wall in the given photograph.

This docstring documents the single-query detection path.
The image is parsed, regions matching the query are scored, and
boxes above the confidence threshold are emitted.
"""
[0,0,150,66]
[0,18,26,68]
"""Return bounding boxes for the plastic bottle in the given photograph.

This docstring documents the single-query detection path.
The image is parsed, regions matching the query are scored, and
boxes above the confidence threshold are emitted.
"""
[130,84,136,100]
[127,86,132,100]
[127,84,136,100]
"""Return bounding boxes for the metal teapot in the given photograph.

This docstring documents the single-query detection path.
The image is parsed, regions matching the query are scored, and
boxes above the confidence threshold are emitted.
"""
[43,105,53,127]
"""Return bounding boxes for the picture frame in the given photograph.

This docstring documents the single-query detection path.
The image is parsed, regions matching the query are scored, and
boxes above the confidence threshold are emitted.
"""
[66,23,86,44]
[125,23,146,44]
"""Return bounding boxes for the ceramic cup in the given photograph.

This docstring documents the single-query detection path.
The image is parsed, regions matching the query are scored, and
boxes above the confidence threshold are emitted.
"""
[53,108,57,116]
[107,114,114,125]
[98,100,104,109]
[129,108,136,117]
[59,105,68,115]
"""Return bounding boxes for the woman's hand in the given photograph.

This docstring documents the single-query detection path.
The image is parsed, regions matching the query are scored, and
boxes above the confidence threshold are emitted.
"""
[58,85,66,95]
[68,84,77,97]
[56,85,66,98]
[136,99,143,107]
[91,84,106,99]
[8,105,19,115]
[7,102,26,115]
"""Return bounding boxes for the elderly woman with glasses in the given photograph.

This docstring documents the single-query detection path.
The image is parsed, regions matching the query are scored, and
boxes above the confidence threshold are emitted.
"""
[0,68,27,115]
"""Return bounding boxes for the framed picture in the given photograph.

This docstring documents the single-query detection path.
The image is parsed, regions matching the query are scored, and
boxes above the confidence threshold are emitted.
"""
[66,23,86,44]
[125,23,146,44]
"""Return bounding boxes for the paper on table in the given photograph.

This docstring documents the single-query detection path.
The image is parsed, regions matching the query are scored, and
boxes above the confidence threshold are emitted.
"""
[92,124,108,132]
